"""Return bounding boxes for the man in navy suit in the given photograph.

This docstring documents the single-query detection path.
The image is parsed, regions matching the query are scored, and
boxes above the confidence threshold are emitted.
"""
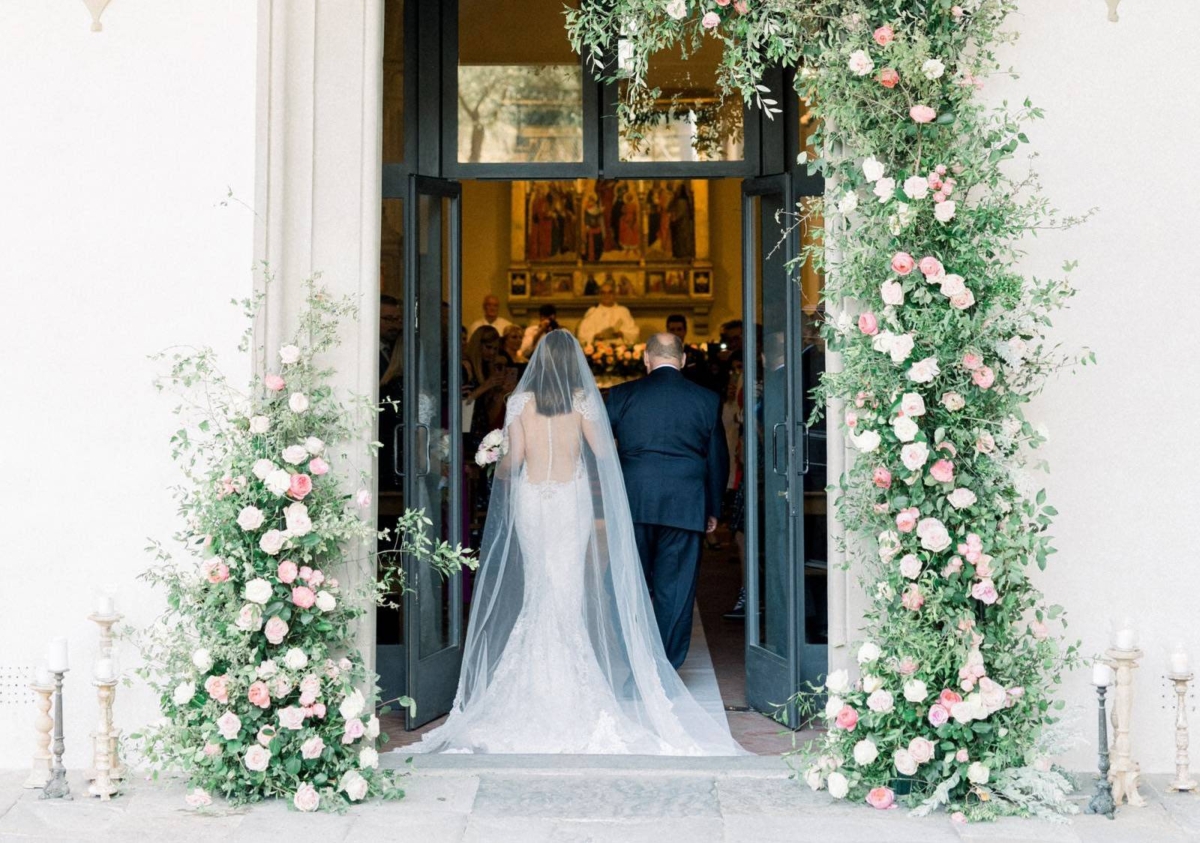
[606,333,729,669]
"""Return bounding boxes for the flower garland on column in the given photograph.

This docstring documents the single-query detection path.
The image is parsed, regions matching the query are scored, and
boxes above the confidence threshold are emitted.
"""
[570,0,1088,820]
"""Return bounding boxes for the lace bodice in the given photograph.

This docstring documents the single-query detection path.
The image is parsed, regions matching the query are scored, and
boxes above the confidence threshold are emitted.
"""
[506,391,600,484]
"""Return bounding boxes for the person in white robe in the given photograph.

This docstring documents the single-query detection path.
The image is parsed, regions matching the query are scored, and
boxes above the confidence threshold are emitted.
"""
[577,283,639,345]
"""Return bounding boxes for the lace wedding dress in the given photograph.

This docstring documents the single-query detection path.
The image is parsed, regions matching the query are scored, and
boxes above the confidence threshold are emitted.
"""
[407,331,742,755]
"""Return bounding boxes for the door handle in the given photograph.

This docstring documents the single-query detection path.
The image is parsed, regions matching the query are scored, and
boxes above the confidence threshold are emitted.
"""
[415,423,432,478]
[392,423,405,478]
[771,422,787,476]
[798,421,811,476]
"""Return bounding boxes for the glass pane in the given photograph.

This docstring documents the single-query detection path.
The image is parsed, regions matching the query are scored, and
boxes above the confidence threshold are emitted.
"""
[800,200,828,646]
[377,197,405,653]
[457,0,583,164]
[382,0,405,163]
[618,37,743,163]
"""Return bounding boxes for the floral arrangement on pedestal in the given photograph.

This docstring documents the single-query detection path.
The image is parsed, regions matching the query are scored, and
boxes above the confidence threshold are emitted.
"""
[137,282,474,810]
[583,340,647,378]
[569,0,1090,821]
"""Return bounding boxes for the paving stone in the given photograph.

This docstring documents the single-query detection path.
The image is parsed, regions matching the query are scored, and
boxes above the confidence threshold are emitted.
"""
[462,816,723,843]
[725,811,963,843]
[716,775,820,815]
[953,816,1083,842]
[471,773,721,819]
[344,810,467,843]
[399,772,481,813]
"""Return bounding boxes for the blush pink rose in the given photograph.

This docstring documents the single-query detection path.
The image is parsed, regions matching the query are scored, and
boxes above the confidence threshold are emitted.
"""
[898,656,920,676]
[895,508,919,533]
[878,68,899,88]
[909,736,935,764]
[264,616,289,645]
[312,703,327,719]
[203,742,221,757]
[918,256,944,278]
[890,251,915,275]
[910,105,937,124]
[942,556,964,577]
[1030,620,1049,640]
[872,467,892,489]
[341,717,367,744]
[901,584,924,611]
[248,680,271,709]
[928,703,950,727]
[308,570,325,588]
[971,578,999,604]
[277,559,298,584]
[866,786,896,810]
[933,191,947,203]
[733,0,747,13]
[972,366,995,389]
[956,748,970,762]
[204,675,229,704]
[961,352,983,370]
[834,705,859,731]
[701,11,720,28]
[264,374,285,392]
[858,312,879,336]
[939,689,963,708]
[873,25,895,46]
[308,457,330,476]
[292,586,316,609]
[288,473,313,500]
[299,566,313,581]
[203,560,230,584]
[929,459,954,484]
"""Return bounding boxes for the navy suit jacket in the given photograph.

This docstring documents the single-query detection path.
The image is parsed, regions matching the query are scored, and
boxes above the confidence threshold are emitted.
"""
[606,366,729,533]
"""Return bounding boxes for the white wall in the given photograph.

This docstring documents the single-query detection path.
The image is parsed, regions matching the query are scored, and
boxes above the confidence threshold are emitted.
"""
[991,0,1200,771]
[0,1,256,768]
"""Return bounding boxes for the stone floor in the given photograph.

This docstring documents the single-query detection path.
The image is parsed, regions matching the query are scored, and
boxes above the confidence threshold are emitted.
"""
[3,763,1199,842]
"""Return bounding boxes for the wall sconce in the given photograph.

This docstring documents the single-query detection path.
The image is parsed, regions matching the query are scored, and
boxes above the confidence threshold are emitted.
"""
[82,0,111,32]
[1105,0,1122,22]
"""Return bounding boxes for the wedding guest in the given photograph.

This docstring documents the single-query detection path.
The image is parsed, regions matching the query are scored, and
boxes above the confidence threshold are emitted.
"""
[519,303,559,362]
[577,282,639,344]
[467,294,513,338]
[503,324,526,366]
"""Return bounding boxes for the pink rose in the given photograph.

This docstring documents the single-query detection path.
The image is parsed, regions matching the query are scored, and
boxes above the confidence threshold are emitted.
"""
[733,0,748,13]
[1008,686,1025,701]
[845,411,859,430]
[872,467,892,489]
[293,782,320,813]
[202,560,229,584]
[292,586,316,609]
[939,689,963,708]
[933,191,947,203]
[929,459,954,484]
[952,5,964,18]
[890,251,915,275]
[288,473,313,500]
[299,566,313,581]
[301,736,325,760]
[203,742,221,757]
[895,508,919,533]
[873,25,894,46]
[898,656,919,676]
[264,374,285,392]
[216,710,241,741]
[901,584,924,611]
[1030,620,1049,641]
[716,0,730,5]
[899,554,922,580]
[342,717,367,744]
[308,457,330,476]
[918,256,944,278]
[204,675,229,704]
[942,556,964,577]
[308,570,325,588]
[927,173,944,190]
[928,703,950,727]
[277,560,298,584]
[858,312,879,336]
[961,352,983,370]
[909,737,935,764]
[910,105,937,124]
[972,366,995,389]
[866,786,896,810]
[356,489,372,508]
[971,578,999,604]
[878,68,899,88]
[312,703,327,719]
[834,705,859,731]
[956,748,970,763]
[278,706,306,731]
[701,11,720,28]
[264,616,289,645]
[247,680,271,709]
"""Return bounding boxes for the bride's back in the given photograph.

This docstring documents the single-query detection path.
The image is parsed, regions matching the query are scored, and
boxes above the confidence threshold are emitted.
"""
[511,395,587,485]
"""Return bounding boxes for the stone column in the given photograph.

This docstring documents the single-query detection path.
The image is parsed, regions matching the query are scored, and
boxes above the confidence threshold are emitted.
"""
[254,0,385,671]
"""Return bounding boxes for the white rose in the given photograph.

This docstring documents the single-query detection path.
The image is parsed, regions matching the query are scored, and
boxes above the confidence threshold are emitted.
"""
[665,0,687,20]
[244,744,271,772]
[891,415,918,443]
[825,669,851,695]
[366,715,381,740]
[880,280,904,307]
[264,469,291,497]
[852,430,881,453]
[237,506,265,531]
[249,416,271,434]
[903,175,929,201]
[939,273,966,297]
[935,200,957,223]
[907,356,941,384]
[244,578,273,605]
[359,747,380,769]
[867,689,895,713]
[824,695,844,720]
[216,711,242,740]
[288,393,309,414]
[922,58,946,80]
[917,517,952,552]
[888,333,915,364]
[256,659,278,679]
[941,392,965,412]
[282,445,308,466]
[284,648,309,670]
[875,581,895,601]
[235,604,264,632]
[284,502,313,537]
[259,529,286,556]
[853,739,879,766]
[900,393,926,417]
[315,590,336,612]
[899,554,922,580]
[976,431,996,454]
[173,681,196,706]
[304,436,325,455]
[872,330,894,354]
[950,290,975,310]
[877,531,901,562]
[339,688,366,721]
[893,748,918,776]
[901,442,930,471]
[805,767,823,791]
[279,344,301,365]
[837,191,859,215]
[903,679,928,703]
[341,770,369,802]
[967,762,991,784]
[277,706,306,731]
[252,459,276,480]
[827,771,849,799]
[873,177,896,203]
[862,156,886,182]
[192,649,213,673]
[293,782,320,813]
[947,488,978,509]
[862,674,884,694]
[847,49,875,76]
[857,642,881,664]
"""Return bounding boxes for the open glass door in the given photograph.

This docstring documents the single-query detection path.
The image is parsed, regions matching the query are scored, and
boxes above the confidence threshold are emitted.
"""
[401,175,465,728]
[742,174,809,727]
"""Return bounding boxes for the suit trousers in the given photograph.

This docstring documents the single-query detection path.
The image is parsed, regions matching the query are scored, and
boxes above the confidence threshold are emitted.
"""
[633,522,703,670]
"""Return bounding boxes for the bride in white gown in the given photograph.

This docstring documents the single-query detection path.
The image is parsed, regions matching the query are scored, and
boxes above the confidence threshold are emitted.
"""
[409,330,742,755]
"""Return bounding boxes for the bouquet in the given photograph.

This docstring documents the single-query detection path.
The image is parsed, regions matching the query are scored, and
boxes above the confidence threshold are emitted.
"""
[474,429,508,475]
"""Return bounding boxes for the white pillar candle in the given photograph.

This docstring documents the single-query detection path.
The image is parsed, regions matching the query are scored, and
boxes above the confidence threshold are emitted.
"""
[1093,662,1115,686]
[1113,627,1136,650]
[93,658,114,682]
[1171,648,1190,675]
[47,638,69,672]
[35,662,52,687]
[95,593,115,616]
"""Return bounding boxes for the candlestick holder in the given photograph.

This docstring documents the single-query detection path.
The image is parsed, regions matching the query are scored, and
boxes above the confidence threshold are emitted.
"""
[1086,683,1116,819]
[1105,647,1147,807]
[88,679,118,800]
[40,670,71,800]
[87,612,125,782]
[23,682,54,789]
[1168,672,1197,793]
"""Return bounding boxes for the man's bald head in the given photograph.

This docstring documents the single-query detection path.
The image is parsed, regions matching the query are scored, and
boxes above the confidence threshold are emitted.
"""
[645,332,684,370]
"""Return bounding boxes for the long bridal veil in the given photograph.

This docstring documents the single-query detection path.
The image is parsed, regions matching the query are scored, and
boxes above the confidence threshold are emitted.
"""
[413,330,742,755]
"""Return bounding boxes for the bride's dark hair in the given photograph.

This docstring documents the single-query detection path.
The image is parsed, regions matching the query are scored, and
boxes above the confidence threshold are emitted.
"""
[526,329,587,417]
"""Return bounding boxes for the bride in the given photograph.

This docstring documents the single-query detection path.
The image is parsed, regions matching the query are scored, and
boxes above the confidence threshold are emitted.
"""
[410,330,742,755]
